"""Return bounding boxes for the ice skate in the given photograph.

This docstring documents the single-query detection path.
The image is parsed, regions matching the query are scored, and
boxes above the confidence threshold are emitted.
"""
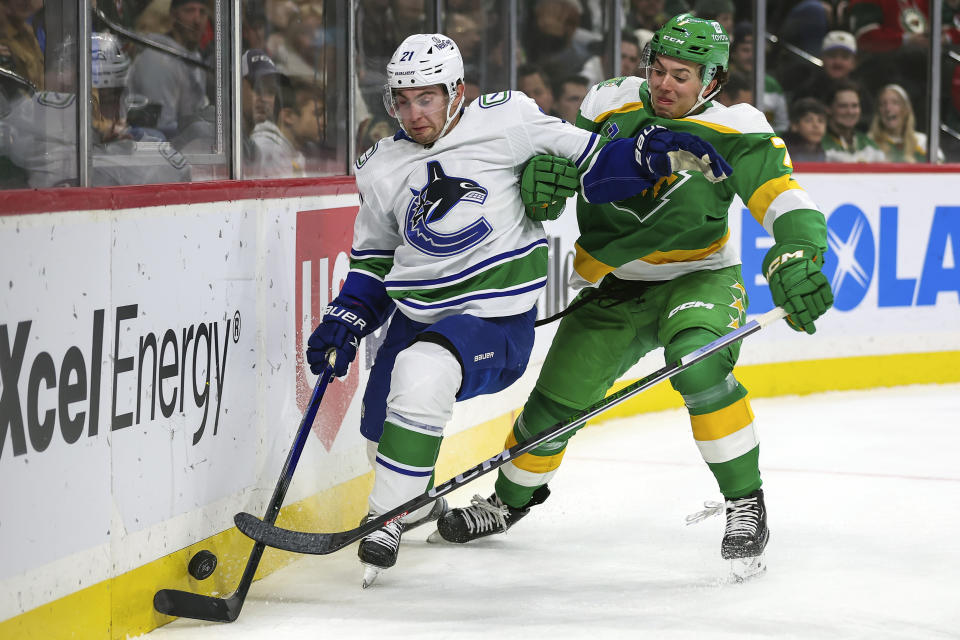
[721,489,769,581]
[686,488,769,581]
[406,497,448,531]
[358,516,404,588]
[428,485,550,544]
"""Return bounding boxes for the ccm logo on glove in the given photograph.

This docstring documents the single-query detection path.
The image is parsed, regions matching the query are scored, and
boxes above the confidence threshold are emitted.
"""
[765,249,807,278]
[324,304,368,331]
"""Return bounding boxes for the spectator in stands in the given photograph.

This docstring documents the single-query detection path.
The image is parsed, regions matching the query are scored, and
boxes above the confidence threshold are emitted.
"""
[821,31,858,82]
[248,78,323,178]
[553,74,589,122]
[781,97,828,162]
[241,48,279,137]
[946,0,960,45]
[523,0,592,83]
[778,0,831,57]
[693,0,734,36]
[729,22,789,132]
[518,63,555,114]
[868,83,940,162]
[0,0,44,91]
[716,70,752,106]
[242,0,268,51]
[128,0,211,139]
[625,0,668,32]
[822,80,885,162]
[789,31,866,122]
[445,11,482,69]
[848,0,930,119]
[267,3,329,81]
[849,0,929,53]
[579,31,641,86]
[354,108,395,156]
[392,0,428,36]
[463,76,481,106]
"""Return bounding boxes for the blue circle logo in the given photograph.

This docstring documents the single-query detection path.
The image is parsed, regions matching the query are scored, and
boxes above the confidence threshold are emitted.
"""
[821,204,875,311]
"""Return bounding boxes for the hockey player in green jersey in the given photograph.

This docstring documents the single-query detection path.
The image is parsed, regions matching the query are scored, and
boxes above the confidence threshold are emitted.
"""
[433,14,834,579]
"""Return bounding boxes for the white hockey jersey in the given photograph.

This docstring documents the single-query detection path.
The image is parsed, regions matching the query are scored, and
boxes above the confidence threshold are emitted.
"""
[0,91,191,187]
[350,91,601,324]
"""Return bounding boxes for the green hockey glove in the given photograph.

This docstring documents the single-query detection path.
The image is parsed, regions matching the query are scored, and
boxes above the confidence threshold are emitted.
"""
[520,154,579,221]
[763,242,834,334]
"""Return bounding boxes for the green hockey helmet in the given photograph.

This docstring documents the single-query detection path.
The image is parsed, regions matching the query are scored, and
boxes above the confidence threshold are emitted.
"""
[645,13,730,88]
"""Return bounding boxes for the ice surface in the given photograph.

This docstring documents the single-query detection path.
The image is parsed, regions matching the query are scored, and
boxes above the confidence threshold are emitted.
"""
[144,384,960,639]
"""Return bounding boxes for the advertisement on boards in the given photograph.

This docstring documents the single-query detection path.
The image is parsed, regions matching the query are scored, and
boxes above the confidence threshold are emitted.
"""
[295,206,362,451]
[0,207,259,580]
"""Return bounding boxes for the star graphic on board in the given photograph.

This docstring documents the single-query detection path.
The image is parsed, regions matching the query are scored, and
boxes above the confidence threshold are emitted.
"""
[827,217,870,294]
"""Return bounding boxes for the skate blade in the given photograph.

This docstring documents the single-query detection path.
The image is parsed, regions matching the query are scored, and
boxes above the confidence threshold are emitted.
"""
[729,554,766,583]
[361,563,384,589]
[425,529,446,544]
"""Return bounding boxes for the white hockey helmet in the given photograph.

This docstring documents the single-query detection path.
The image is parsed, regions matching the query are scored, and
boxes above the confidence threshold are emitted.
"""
[383,33,464,140]
[92,32,130,89]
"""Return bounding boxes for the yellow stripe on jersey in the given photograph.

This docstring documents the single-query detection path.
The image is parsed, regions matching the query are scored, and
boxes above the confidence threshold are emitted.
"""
[592,101,645,123]
[690,397,755,441]
[679,117,741,135]
[505,430,567,473]
[574,242,617,283]
[746,174,804,226]
[640,230,730,265]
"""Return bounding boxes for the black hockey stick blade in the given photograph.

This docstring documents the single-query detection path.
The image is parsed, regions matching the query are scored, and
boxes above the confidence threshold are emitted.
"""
[153,365,334,622]
[153,573,250,622]
[235,308,786,555]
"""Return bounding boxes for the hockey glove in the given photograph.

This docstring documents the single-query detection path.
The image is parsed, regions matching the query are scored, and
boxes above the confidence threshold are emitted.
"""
[763,242,834,334]
[520,154,579,221]
[306,301,375,377]
[634,125,733,183]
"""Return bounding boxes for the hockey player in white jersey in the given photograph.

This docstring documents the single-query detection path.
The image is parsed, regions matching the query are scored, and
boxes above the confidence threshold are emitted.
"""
[304,32,733,587]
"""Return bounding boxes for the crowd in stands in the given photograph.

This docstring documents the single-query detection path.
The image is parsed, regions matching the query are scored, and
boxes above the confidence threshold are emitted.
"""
[0,0,337,188]
[355,0,960,163]
[2,0,959,191]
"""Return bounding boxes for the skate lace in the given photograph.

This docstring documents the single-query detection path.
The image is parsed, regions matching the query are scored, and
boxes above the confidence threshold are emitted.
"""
[685,500,724,525]
[364,519,403,552]
[462,494,509,534]
[723,496,760,537]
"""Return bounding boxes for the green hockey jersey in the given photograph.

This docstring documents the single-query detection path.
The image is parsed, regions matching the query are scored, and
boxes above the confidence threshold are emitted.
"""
[572,76,827,288]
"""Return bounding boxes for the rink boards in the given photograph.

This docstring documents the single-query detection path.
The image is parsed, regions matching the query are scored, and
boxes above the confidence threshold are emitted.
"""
[0,169,958,639]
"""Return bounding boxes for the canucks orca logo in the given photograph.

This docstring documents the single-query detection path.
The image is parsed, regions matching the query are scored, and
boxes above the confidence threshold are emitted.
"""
[404,161,491,256]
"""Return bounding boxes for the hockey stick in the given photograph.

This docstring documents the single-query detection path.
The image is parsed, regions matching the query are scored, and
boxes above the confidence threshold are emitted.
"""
[234,307,788,555]
[153,364,334,622]
[94,8,213,70]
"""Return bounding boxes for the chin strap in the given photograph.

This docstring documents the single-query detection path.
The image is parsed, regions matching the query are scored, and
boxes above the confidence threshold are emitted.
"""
[432,90,462,141]
[681,84,723,118]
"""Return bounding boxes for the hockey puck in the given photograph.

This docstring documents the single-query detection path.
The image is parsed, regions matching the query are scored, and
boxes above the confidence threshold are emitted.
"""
[187,549,218,580]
